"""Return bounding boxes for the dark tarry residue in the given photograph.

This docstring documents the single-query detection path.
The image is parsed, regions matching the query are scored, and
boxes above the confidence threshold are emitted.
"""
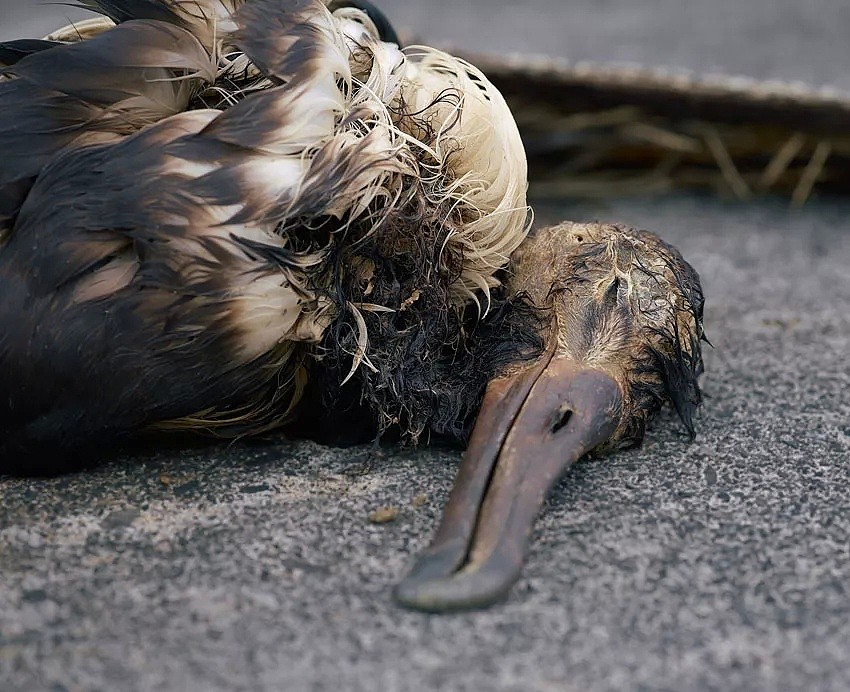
[296,205,546,445]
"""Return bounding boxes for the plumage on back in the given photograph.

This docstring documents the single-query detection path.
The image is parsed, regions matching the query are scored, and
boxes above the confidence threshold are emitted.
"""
[0,0,532,472]
[0,18,215,233]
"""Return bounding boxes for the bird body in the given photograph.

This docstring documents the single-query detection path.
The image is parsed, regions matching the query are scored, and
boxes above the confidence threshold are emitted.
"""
[0,0,531,471]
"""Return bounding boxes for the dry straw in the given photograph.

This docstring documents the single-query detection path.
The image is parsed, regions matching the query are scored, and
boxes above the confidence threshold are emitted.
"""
[467,53,850,206]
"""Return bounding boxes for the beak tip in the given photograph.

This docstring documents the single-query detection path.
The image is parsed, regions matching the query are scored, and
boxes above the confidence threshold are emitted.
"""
[391,578,447,614]
[393,555,523,613]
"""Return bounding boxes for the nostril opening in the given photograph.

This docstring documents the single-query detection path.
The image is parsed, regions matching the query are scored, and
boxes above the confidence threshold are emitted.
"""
[551,407,573,434]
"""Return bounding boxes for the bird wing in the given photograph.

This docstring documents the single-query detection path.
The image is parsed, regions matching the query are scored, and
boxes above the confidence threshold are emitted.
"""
[0,0,531,471]
[0,39,64,68]
[0,19,215,235]
[0,0,408,470]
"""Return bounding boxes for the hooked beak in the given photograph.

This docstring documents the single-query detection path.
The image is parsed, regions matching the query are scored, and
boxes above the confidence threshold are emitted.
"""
[394,347,623,612]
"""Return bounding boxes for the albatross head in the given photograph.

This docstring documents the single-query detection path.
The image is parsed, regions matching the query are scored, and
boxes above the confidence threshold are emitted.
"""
[396,222,706,611]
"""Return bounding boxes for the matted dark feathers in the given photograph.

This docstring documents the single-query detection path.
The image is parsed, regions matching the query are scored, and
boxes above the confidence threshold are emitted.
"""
[0,19,214,233]
[0,80,95,231]
[617,227,706,440]
[74,0,243,49]
[234,0,348,84]
[1,110,316,472]
[0,39,63,68]
[304,196,545,442]
[308,287,546,444]
[75,0,185,25]
[647,246,706,438]
[7,20,215,100]
[169,91,406,226]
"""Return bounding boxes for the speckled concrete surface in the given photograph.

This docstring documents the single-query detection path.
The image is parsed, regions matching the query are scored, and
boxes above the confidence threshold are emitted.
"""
[2,194,849,691]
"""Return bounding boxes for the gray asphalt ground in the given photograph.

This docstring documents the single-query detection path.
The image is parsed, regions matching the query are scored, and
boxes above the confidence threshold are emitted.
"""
[2,2,850,691]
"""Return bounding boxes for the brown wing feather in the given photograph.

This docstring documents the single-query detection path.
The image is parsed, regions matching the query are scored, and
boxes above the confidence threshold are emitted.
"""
[75,0,243,49]
[0,20,214,236]
[0,109,318,473]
